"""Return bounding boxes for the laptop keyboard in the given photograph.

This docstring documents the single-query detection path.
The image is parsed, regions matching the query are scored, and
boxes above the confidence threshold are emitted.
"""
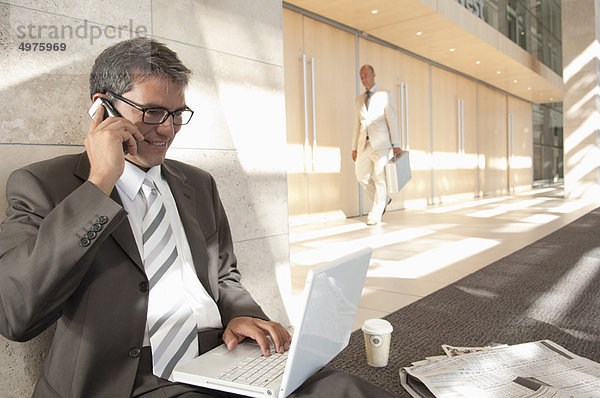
[218,349,289,387]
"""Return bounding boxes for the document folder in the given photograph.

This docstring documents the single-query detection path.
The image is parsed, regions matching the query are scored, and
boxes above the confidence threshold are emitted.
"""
[385,151,411,193]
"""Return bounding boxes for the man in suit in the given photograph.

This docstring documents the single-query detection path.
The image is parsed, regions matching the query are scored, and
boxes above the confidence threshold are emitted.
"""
[0,37,293,397]
[0,38,396,398]
[352,65,402,225]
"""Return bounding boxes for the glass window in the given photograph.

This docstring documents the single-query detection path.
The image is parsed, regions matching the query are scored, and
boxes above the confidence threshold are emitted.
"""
[481,0,561,73]
[533,103,563,186]
[482,0,500,30]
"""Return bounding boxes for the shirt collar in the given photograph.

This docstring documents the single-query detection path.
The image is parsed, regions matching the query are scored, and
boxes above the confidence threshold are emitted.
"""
[116,161,163,201]
[367,84,378,94]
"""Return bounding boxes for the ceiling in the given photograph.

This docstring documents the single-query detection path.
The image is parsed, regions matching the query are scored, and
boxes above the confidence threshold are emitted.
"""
[284,0,563,104]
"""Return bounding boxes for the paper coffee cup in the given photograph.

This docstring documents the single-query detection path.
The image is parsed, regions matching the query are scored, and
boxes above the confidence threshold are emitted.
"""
[362,319,393,367]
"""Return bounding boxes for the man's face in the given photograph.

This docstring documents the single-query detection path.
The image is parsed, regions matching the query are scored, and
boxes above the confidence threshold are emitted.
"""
[115,76,187,171]
[360,67,375,90]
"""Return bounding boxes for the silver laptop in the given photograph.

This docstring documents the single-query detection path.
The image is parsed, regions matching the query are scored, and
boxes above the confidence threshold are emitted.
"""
[172,247,372,398]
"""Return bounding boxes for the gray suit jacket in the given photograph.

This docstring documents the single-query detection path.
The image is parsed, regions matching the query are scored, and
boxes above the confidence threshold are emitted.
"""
[352,87,400,153]
[0,153,267,397]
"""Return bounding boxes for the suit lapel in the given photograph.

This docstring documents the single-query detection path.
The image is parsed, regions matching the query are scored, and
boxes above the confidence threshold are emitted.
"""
[108,189,144,270]
[73,153,143,271]
[162,161,213,297]
[361,92,369,113]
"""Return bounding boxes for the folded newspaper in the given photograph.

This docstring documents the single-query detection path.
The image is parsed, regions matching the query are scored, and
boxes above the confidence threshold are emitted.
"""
[400,340,600,397]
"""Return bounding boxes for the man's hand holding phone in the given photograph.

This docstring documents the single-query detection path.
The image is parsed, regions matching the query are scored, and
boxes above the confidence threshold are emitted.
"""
[88,98,138,155]
[85,98,144,196]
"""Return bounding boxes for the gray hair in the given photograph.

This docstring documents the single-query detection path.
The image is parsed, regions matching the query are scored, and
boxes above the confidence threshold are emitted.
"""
[89,37,191,99]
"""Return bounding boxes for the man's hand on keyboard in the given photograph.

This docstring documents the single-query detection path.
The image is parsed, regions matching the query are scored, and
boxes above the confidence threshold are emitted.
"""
[223,317,292,357]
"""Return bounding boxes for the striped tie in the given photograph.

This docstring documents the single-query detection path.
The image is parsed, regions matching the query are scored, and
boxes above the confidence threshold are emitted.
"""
[141,178,198,380]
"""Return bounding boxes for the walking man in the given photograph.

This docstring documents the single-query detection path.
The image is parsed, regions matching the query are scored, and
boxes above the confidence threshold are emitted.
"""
[352,65,402,225]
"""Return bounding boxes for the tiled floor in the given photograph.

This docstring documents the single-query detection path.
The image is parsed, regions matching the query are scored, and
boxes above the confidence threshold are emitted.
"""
[288,188,598,332]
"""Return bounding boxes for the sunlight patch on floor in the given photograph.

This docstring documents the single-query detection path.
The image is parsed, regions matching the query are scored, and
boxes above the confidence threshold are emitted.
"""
[286,188,598,322]
[291,228,435,266]
[367,238,500,279]
[289,221,368,244]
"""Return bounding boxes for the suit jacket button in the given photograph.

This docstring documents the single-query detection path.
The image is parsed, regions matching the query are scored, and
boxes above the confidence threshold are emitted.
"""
[92,223,102,232]
[86,231,97,240]
[79,238,90,247]
[138,281,149,292]
[97,216,108,225]
[129,347,141,358]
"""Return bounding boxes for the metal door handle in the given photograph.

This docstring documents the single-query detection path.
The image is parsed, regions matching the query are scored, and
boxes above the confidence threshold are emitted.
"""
[311,57,317,172]
[400,82,406,149]
[404,82,410,150]
[301,52,309,174]
[457,98,462,154]
[508,113,514,158]
[462,99,465,154]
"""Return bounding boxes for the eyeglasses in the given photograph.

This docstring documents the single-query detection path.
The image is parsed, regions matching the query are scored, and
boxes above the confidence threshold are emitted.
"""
[107,91,194,125]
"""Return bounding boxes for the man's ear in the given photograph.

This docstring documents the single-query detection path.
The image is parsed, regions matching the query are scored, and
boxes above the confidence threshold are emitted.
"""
[91,93,107,103]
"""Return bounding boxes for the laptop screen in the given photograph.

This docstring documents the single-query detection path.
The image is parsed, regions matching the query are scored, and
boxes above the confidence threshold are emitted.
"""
[279,247,372,397]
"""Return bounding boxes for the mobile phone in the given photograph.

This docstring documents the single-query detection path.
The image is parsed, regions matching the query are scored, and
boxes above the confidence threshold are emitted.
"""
[88,97,119,119]
[88,98,131,155]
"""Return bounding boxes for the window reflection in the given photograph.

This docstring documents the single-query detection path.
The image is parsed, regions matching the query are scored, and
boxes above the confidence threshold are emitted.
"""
[480,0,562,74]
[533,103,563,185]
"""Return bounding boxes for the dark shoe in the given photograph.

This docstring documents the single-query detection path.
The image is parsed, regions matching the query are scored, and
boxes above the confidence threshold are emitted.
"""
[382,197,392,215]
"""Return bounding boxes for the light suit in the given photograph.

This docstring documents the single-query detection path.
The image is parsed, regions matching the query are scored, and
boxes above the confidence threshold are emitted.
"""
[352,85,401,218]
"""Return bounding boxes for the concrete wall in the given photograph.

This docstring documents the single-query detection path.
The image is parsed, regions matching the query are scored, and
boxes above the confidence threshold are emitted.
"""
[0,1,290,396]
[562,0,600,199]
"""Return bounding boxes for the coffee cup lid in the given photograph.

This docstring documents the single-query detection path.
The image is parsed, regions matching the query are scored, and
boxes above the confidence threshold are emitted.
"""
[361,318,393,334]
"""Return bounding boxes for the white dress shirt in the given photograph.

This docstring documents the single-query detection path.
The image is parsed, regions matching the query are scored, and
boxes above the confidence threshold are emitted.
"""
[352,84,401,152]
[116,161,222,346]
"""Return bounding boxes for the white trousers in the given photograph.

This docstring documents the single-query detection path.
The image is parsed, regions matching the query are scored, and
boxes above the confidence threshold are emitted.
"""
[355,142,391,218]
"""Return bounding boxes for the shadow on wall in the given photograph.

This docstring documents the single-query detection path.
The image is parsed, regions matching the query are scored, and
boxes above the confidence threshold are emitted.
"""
[0,1,289,396]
